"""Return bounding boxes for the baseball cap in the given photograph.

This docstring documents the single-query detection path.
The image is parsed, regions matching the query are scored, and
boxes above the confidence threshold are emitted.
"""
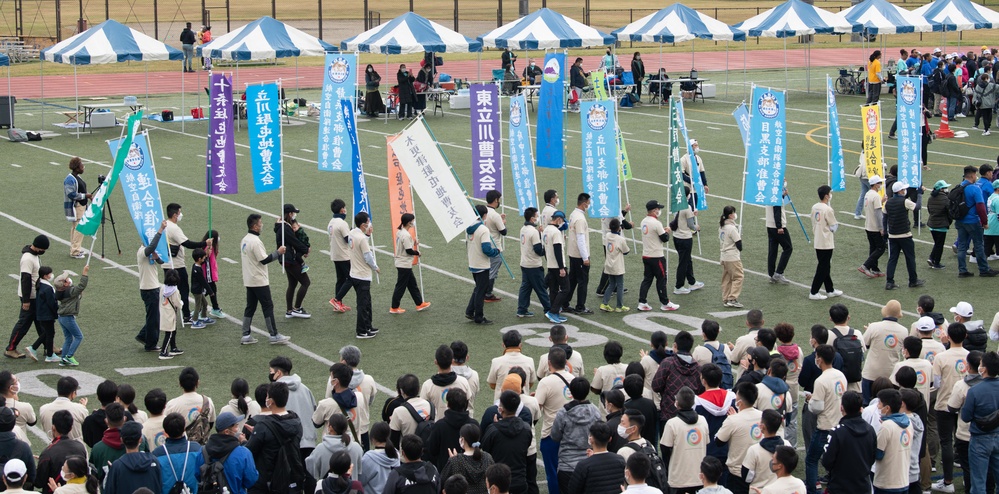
[892,182,908,193]
[551,210,566,222]
[0,407,15,432]
[950,301,974,318]
[283,203,300,214]
[869,175,884,186]
[933,47,942,54]
[3,459,26,483]
[933,179,952,190]
[646,200,666,211]
[914,316,936,333]
[690,139,698,146]
[215,411,244,432]
[120,420,143,442]
[748,347,771,367]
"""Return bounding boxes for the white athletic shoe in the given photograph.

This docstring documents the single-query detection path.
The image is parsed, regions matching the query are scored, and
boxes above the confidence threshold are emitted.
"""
[673,287,691,295]
[661,302,680,311]
[637,303,652,312]
[809,293,828,300]
[690,281,705,291]
[824,289,843,298]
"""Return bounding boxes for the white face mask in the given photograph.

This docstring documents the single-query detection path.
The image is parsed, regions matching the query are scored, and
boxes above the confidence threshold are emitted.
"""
[9,383,18,394]
[616,425,629,438]
[732,213,738,221]
[290,213,297,221]
[177,212,184,222]
[555,198,560,207]
[655,209,662,218]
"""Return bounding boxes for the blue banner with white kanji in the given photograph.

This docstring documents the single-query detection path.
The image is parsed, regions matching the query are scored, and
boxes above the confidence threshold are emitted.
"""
[580,101,620,218]
[675,97,707,210]
[508,95,538,212]
[246,82,282,193]
[828,77,846,192]
[733,103,751,151]
[896,75,922,188]
[318,53,356,172]
[743,87,787,206]
[536,53,565,169]
[109,132,170,263]
[340,99,370,218]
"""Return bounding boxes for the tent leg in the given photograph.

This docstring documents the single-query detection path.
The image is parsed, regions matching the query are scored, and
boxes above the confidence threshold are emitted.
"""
[74,65,79,139]
[182,63,186,133]
[39,59,44,131]
[385,53,389,124]
[783,36,788,96]
[743,40,748,102]
[725,41,729,99]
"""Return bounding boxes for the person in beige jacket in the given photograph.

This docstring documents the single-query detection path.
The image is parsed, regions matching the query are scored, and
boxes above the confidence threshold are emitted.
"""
[718,206,744,308]
[239,214,290,345]
[157,269,184,360]
[809,185,843,300]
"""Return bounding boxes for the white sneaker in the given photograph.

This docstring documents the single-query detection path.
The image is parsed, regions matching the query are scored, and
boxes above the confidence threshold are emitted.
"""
[661,302,680,311]
[637,303,652,312]
[690,281,705,291]
[268,334,291,345]
[240,336,258,345]
[989,254,999,261]
[809,293,828,300]
[931,480,954,493]
[673,287,691,295]
[772,273,790,284]
[824,289,843,298]
[984,130,992,136]
[854,214,865,220]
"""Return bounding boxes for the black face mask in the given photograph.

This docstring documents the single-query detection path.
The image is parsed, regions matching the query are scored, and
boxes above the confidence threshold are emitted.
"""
[268,372,277,382]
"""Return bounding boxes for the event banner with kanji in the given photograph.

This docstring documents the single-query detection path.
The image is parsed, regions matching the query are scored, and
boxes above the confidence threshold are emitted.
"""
[77,111,142,236]
[508,95,538,212]
[536,53,565,169]
[247,83,282,193]
[861,103,885,197]
[470,83,502,198]
[108,132,170,262]
[341,99,369,218]
[386,135,417,263]
[827,76,846,192]
[675,97,707,210]
[667,99,686,213]
[580,101,620,218]
[208,73,237,194]
[896,76,922,188]
[318,53,356,172]
[743,87,787,206]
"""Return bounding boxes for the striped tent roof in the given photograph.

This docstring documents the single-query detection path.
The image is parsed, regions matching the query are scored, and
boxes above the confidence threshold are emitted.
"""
[41,19,183,65]
[478,8,616,49]
[197,16,336,60]
[342,12,481,54]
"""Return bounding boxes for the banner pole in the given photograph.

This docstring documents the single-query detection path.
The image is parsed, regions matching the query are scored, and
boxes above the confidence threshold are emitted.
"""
[739,85,754,233]
[207,69,214,235]
[412,184,425,297]
[85,236,97,266]
[826,75,831,187]
[279,78,286,274]
[622,179,638,249]
[787,192,811,243]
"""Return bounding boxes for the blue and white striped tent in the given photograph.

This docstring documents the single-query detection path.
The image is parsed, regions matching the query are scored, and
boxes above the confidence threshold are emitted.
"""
[733,0,852,38]
[913,0,999,31]
[41,19,183,65]
[341,12,481,54]
[197,16,336,60]
[613,3,745,43]
[839,0,932,34]
[478,8,615,49]
[0,54,9,67]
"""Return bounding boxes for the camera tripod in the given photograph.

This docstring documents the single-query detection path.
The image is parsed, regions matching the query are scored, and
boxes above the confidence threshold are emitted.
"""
[100,199,121,257]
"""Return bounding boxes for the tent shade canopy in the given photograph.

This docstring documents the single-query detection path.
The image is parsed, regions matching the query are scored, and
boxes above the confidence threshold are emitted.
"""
[478,8,616,49]
[197,16,336,60]
[838,0,932,34]
[613,3,746,43]
[41,19,184,65]
[733,0,853,38]
[912,0,999,31]
[342,12,482,54]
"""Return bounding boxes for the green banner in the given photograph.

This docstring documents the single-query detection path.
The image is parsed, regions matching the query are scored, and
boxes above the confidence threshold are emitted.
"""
[667,98,686,213]
[591,71,608,101]
[617,127,632,181]
[76,111,143,236]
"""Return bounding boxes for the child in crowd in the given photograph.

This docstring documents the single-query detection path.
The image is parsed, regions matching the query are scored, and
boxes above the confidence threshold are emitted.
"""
[874,389,913,494]
[29,266,59,363]
[600,218,630,313]
[291,219,311,273]
[55,265,89,367]
[201,230,224,318]
[661,386,709,494]
[190,248,215,329]
[758,446,806,494]
[774,323,802,448]
[742,409,788,491]
[699,457,734,494]
[591,341,627,404]
[159,269,184,360]
[719,206,744,308]
[900,388,925,494]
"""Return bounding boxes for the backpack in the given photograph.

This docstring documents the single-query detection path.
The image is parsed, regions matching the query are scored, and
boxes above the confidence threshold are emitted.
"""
[164,442,192,494]
[392,462,439,494]
[264,419,306,494]
[626,441,668,491]
[619,94,633,108]
[198,449,233,494]
[402,401,436,444]
[185,395,212,445]
[830,328,864,383]
[948,183,971,222]
[929,68,945,93]
[705,343,734,390]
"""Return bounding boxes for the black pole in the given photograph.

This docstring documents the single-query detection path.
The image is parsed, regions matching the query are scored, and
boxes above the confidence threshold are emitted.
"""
[409,0,413,11]
[201,0,206,25]
[104,0,107,21]
[272,0,276,18]
[153,0,158,39]
[318,0,323,40]
[364,0,369,30]
[453,0,458,31]
[54,0,60,41]
[498,0,502,25]
[225,0,230,32]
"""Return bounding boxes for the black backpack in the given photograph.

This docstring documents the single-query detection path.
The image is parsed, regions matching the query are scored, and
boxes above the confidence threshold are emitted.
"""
[930,68,945,93]
[830,328,864,383]
[705,343,734,390]
[948,183,971,222]
[627,441,668,491]
[198,449,233,494]
[264,419,306,494]
[402,401,436,444]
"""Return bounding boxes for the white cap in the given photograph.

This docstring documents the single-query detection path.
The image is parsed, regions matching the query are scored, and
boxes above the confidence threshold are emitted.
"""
[892,182,908,193]
[915,316,936,333]
[933,47,942,53]
[950,301,974,318]
[690,139,698,146]
[869,175,884,186]
[3,459,25,483]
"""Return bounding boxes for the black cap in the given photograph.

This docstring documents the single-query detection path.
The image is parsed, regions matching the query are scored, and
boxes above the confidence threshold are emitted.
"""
[646,200,666,211]
[32,235,50,250]
[0,408,15,432]
[283,204,300,214]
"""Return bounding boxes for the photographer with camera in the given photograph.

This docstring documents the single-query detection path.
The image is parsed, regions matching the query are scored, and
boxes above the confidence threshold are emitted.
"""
[163,203,211,325]
[63,157,92,259]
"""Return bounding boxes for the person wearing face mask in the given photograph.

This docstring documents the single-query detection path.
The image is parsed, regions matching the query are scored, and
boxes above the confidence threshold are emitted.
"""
[541,190,560,227]
[809,186,842,301]
[0,373,32,444]
[566,421,626,494]
[31,266,60,363]
[63,157,91,259]
[275,204,312,319]
[631,52,645,100]
[638,201,679,312]
[47,456,97,494]
[523,59,542,85]
[163,203,211,325]
[517,207,551,318]
[5,234,48,359]
[364,64,385,117]
[37,422,87,494]
[397,64,416,120]
[757,446,806,494]
[391,213,430,314]
[332,212,380,338]
[466,205,501,325]
[820,390,876,494]
[718,206,744,309]
[543,210,570,324]
[680,140,709,199]
[238,214,291,346]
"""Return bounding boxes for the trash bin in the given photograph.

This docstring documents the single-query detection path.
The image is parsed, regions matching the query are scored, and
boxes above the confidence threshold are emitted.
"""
[0,96,15,129]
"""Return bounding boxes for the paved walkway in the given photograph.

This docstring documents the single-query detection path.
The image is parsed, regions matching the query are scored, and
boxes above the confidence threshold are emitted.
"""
[12,46,894,99]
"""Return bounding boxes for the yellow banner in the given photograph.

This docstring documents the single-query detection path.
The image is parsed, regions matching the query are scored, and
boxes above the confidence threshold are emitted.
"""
[591,71,608,101]
[861,103,885,197]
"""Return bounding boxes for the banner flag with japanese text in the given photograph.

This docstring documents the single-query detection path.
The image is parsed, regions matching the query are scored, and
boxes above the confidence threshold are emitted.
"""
[828,77,846,192]
[580,101,620,218]
[667,99,686,212]
[318,53,356,172]
[389,121,480,242]
[676,97,707,210]
[340,98,369,218]
[861,103,886,197]
[246,82,282,193]
[77,111,142,236]
[536,53,565,169]
[590,71,608,101]
[732,103,751,151]
[896,76,922,188]
[208,73,237,194]
[616,127,632,181]
[387,135,418,264]
[508,95,538,212]
[109,132,170,262]
[743,87,787,206]
[470,83,502,199]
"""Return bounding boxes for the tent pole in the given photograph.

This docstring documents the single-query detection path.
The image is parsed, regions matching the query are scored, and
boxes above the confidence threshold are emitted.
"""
[6,64,10,132]
[296,57,300,103]
[691,39,694,70]
[74,65,79,139]
[743,38,748,102]
[40,58,44,131]
[725,40,729,99]
[385,53,389,124]
[182,62,186,133]
[783,36,788,95]
[145,62,149,109]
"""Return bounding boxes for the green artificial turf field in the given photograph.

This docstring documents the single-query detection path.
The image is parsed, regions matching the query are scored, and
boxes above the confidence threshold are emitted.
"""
[1,67,997,489]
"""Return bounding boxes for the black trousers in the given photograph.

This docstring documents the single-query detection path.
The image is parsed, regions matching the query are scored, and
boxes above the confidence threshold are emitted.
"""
[391,267,423,308]
[526,453,539,494]
[466,270,489,322]
[976,108,993,131]
[284,262,311,311]
[867,82,882,104]
[567,256,589,310]
[674,237,695,287]
[333,260,351,297]
[639,257,669,305]
[32,319,55,357]
[810,249,834,295]
[766,227,793,276]
[336,277,373,333]
[937,410,957,483]
[175,266,191,320]
[208,281,220,311]
[986,235,999,257]
[137,288,160,350]
[930,230,947,264]
[546,268,570,315]
[243,285,276,336]
[6,300,36,352]
[864,230,886,271]
[886,236,918,285]
[727,474,750,494]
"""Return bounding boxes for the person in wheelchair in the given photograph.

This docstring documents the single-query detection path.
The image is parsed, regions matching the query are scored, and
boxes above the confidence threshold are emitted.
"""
[648,68,672,101]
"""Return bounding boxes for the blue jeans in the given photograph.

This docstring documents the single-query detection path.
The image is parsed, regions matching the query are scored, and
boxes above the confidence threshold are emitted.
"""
[855,178,870,216]
[182,44,194,70]
[970,432,999,494]
[517,266,550,314]
[806,429,830,494]
[540,436,560,494]
[957,221,991,274]
[58,315,83,358]
[948,95,959,120]
[602,274,624,307]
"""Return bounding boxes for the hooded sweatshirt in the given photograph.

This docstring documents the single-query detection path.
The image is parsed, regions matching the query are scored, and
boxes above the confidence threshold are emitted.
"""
[480,415,533,493]
[245,412,305,490]
[758,376,791,416]
[652,353,703,420]
[203,433,258,494]
[424,408,476,469]
[384,460,440,494]
[90,427,126,482]
[440,452,495,494]
[360,448,399,494]
[277,374,318,448]
[550,400,602,472]
[104,452,162,494]
[305,434,364,481]
[696,389,736,459]
[822,412,877,493]
[0,431,35,490]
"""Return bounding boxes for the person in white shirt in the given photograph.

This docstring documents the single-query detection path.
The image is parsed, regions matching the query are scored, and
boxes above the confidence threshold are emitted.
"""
[390,213,430,314]
[757,446,807,494]
[623,452,665,494]
[331,212,380,338]
[483,191,507,302]
[327,199,352,307]
[468,205,501,325]
[518,207,551,318]
[541,189,560,228]
[134,222,167,352]
[543,211,571,324]
[859,175,886,278]
[638,200,678,312]
[238,214,290,345]
[565,193,593,314]
[809,185,843,300]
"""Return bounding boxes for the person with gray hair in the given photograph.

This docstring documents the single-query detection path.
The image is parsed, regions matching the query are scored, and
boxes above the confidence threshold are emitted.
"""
[337,344,377,450]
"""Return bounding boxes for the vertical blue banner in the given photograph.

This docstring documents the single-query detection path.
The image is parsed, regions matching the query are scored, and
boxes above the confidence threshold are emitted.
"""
[508,95,538,212]
[580,101,620,218]
[246,82,282,194]
[340,99,370,218]
[744,87,787,206]
[733,103,751,151]
[828,77,846,191]
[318,53,356,172]
[896,75,922,188]
[675,98,707,210]
[470,83,502,198]
[109,133,171,263]
[536,53,565,169]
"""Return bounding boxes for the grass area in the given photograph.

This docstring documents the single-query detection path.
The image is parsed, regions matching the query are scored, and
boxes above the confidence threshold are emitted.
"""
[1,68,995,490]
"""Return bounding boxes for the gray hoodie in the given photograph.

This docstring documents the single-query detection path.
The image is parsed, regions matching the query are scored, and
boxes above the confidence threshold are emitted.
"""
[305,434,364,481]
[550,400,601,472]
[278,374,319,448]
[360,448,400,494]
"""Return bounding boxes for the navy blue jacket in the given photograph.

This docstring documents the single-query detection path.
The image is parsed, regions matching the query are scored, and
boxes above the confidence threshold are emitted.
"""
[962,377,999,435]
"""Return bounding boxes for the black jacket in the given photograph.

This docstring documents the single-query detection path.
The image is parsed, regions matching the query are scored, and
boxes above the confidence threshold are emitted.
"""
[0,432,35,490]
[424,409,476,469]
[274,222,309,265]
[605,410,626,453]
[245,412,305,489]
[821,413,877,494]
[180,28,196,45]
[479,403,532,437]
[625,396,659,446]
[35,281,57,322]
[397,71,417,104]
[631,58,645,82]
[191,263,212,296]
[480,416,533,493]
[82,408,134,448]
[104,452,162,494]
[384,461,439,494]
[927,188,952,229]
[567,452,626,494]
[570,65,588,88]
[945,73,961,98]
[36,435,88,493]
